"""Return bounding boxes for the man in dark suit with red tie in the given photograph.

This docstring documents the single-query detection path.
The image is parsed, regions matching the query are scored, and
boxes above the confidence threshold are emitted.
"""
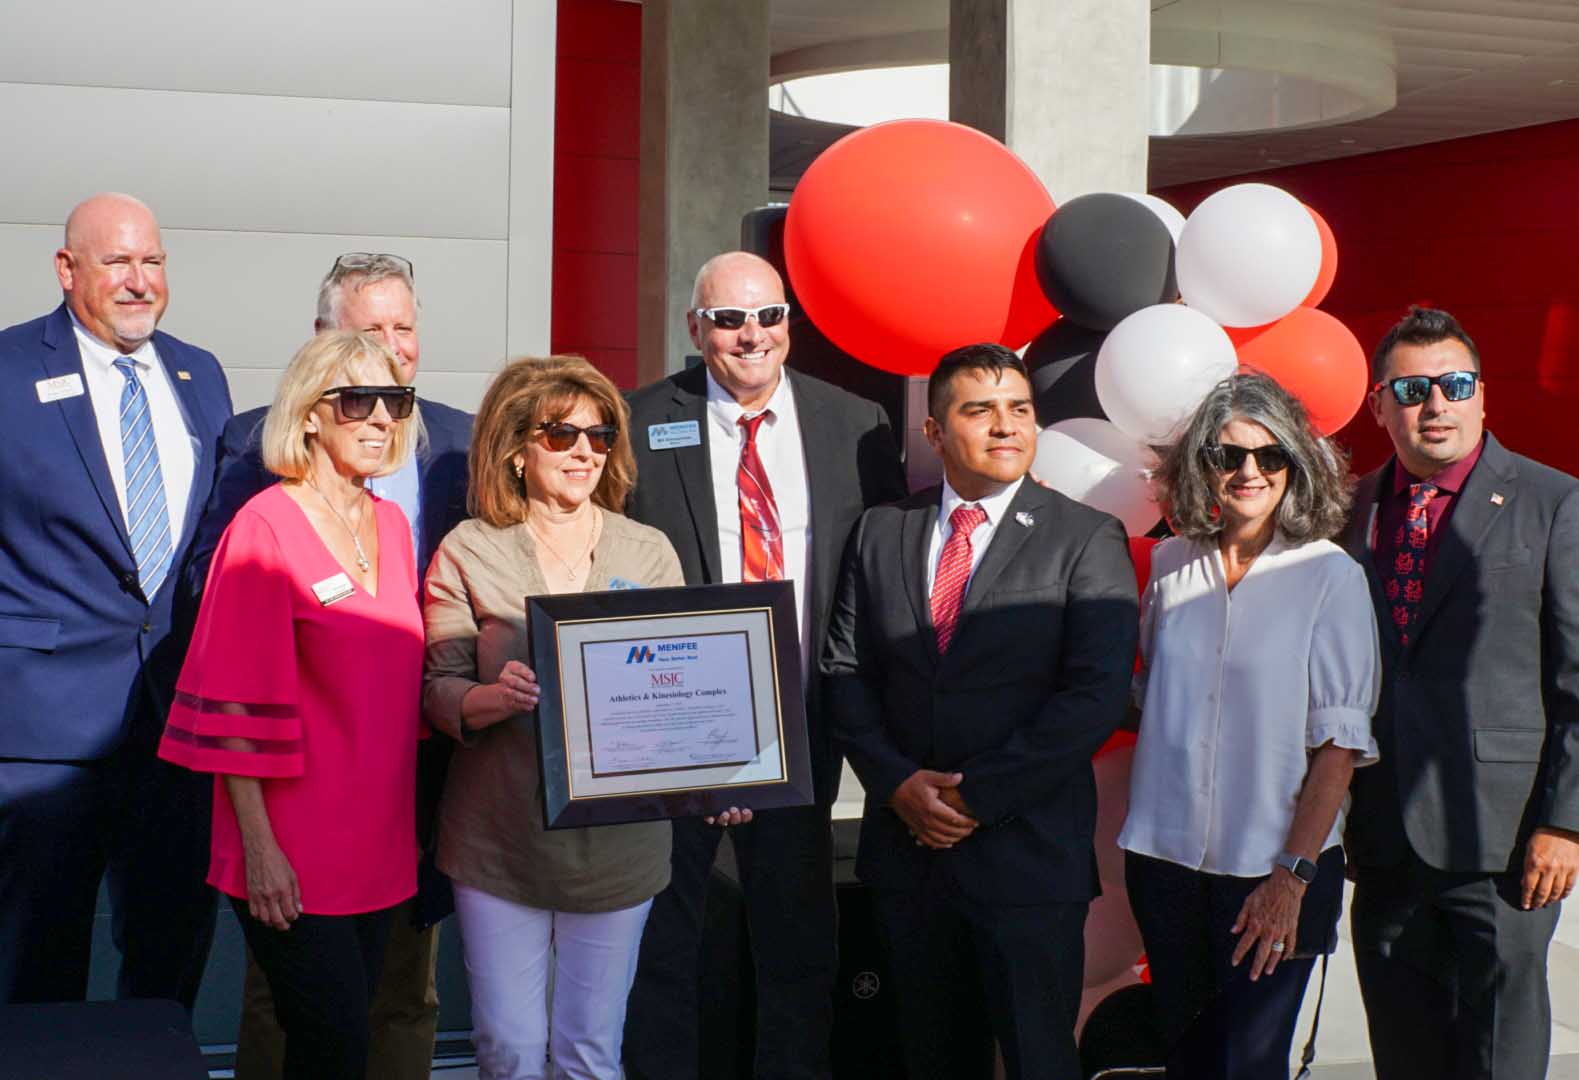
[622,251,907,1079]
[1342,306,1579,1080]
[821,343,1138,1080]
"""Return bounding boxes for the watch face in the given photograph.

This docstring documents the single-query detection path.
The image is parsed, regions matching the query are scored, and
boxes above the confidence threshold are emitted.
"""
[1293,858,1318,884]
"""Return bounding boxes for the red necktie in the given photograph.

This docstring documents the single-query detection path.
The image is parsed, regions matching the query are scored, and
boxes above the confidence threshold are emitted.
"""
[738,412,783,582]
[1386,481,1438,646]
[931,504,988,653]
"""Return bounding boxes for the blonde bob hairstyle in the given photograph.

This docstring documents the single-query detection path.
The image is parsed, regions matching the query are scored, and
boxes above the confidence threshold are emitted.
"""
[260,330,424,481]
[469,355,636,527]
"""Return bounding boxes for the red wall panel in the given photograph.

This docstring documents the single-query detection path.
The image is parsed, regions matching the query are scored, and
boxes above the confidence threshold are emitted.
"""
[1158,119,1579,476]
[553,0,642,389]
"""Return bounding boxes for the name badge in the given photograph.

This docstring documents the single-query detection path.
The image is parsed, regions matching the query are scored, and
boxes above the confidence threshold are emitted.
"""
[36,374,86,403]
[311,572,356,606]
[648,420,701,451]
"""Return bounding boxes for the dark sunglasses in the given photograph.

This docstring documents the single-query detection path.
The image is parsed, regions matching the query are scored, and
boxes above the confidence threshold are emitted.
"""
[1202,443,1292,474]
[535,421,619,454]
[692,303,791,330]
[1372,370,1479,406]
[320,385,416,420]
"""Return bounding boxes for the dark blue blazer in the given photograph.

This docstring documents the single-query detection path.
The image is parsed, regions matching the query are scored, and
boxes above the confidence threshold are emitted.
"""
[0,304,233,761]
[188,395,473,592]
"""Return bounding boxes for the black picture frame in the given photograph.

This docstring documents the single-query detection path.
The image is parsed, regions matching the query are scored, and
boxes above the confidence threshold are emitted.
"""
[529,580,813,829]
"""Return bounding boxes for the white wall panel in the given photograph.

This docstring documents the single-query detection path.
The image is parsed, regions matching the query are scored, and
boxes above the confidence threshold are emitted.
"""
[0,0,512,106]
[0,83,510,239]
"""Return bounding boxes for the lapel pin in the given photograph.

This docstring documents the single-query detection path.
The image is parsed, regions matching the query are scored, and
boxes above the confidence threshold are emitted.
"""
[176,370,192,380]
[1490,493,1505,506]
[1015,511,1035,527]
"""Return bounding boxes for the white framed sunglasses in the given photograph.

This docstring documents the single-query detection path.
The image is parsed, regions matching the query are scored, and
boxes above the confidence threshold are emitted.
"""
[691,303,791,330]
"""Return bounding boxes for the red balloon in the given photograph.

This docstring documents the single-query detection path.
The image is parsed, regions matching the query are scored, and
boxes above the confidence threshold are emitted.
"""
[1126,536,1158,674]
[1128,536,1157,596]
[1235,307,1367,435]
[785,120,1058,377]
[1302,205,1338,308]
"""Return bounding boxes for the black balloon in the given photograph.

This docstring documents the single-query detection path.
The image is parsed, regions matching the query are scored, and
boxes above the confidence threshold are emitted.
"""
[1026,320,1107,428]
[1035,192,1179,332]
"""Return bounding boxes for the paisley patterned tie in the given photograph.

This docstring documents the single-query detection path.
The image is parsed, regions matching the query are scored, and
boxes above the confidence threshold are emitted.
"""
[1386,481,1438,646]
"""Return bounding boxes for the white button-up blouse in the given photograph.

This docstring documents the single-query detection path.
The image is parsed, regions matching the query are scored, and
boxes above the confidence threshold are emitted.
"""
[1117,534,1381,877]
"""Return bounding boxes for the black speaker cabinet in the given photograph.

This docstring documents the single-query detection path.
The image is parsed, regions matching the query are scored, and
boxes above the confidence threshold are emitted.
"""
[831,818,907,1078]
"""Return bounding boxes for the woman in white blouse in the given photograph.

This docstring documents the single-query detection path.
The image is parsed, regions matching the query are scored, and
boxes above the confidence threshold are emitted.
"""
[1118,372,1380,1078]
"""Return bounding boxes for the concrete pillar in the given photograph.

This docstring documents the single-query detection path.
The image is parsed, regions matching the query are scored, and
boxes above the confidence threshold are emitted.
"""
[637,0,770,383]
[897,0,1152,489]
[949,0,1150,202]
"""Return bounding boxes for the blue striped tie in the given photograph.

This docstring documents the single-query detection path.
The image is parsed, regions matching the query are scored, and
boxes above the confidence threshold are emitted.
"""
[114,358,173,599]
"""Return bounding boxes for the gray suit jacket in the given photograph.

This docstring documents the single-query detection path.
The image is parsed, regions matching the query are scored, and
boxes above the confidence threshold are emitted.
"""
[1342,434,1579,873]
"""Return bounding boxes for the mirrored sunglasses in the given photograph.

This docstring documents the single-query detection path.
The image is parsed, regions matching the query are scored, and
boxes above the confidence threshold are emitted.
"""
[1373,370,1479,406]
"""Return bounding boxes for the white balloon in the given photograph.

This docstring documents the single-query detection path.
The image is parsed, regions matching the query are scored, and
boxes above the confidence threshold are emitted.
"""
[1176,183,1321,327]
[1095,304,1239,444]
[1119,192,1186,244]
[1033,418,1158,536]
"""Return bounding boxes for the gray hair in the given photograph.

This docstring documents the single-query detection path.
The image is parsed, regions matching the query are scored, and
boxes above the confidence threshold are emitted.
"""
[314,253,420,329]
[1153,371,1352,543]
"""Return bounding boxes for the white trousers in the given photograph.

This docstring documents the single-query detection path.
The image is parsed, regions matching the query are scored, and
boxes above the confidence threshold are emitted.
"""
[453,882,653,1080]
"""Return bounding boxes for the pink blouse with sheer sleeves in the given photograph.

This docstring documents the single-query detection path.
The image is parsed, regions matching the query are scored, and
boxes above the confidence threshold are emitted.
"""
[159,483,423,915]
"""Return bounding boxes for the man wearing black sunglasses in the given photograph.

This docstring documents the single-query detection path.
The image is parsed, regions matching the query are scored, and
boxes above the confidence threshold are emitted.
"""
[623,251,907,1080]
[189,253,473,1080]
[1341,306,1579,1080]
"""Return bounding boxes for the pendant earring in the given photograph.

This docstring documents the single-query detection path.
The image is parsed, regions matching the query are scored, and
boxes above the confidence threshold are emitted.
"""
[514,462,524,478]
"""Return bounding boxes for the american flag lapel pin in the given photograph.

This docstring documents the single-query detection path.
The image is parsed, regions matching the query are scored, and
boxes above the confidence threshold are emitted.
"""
[1490,493,1505,506]
[1015,511,1035,527]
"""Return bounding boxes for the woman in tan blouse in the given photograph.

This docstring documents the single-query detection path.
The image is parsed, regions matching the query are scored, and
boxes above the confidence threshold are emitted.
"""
[422,356,741,1080]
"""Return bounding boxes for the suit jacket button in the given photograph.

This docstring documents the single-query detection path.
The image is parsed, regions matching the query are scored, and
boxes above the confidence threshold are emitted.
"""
[142,623,152,633]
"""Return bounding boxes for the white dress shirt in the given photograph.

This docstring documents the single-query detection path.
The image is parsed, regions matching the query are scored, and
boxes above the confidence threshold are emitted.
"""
[706,369,812,672]
[366,453,422,567]
[1118,534,1381,877]
[925,476,1025,599]
[71,311,197,546]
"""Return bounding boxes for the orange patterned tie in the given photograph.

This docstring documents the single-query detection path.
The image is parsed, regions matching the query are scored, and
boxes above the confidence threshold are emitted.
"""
[738,412,783,582]
[931,504,987,653]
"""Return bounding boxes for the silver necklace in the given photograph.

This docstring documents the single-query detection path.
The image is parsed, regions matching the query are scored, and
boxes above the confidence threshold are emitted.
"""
[528,509,600,581]
[308,480,371,572]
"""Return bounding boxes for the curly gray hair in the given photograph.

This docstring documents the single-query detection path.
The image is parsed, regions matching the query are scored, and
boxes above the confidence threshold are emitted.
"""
[1153,371,1352,542]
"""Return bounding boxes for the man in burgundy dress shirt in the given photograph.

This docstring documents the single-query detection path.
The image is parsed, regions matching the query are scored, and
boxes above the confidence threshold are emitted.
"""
[1341,306,1579,1080]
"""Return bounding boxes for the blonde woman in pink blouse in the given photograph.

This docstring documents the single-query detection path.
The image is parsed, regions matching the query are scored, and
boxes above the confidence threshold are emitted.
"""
[159,331,425,1080]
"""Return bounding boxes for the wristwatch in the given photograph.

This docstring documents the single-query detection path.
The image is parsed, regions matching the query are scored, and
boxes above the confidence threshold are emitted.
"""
[1274,852,1319,884]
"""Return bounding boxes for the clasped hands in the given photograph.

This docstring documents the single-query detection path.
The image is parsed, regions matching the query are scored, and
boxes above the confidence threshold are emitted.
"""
[892,769,978,849]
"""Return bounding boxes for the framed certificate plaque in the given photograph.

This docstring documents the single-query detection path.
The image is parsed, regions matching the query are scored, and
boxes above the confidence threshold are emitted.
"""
[528,581,814,829]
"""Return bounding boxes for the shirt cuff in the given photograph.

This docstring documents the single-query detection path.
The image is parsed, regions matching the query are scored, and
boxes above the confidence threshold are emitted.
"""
[1307,705,1379,766]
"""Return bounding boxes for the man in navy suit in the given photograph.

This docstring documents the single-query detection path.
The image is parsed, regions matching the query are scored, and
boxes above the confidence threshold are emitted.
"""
[0,192,234,1006]
[822,344,1137,1079]
[190,252,472,1080]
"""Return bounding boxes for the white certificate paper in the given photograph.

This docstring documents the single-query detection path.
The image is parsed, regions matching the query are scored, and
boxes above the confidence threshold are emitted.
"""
[552,608,789,800]
[580,631,759,775]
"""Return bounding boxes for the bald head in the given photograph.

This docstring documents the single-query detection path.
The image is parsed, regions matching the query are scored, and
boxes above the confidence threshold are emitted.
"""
[689,251,784,309]
[56,193,168,353]
[686,250,791,412]
[63,192,156,249]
